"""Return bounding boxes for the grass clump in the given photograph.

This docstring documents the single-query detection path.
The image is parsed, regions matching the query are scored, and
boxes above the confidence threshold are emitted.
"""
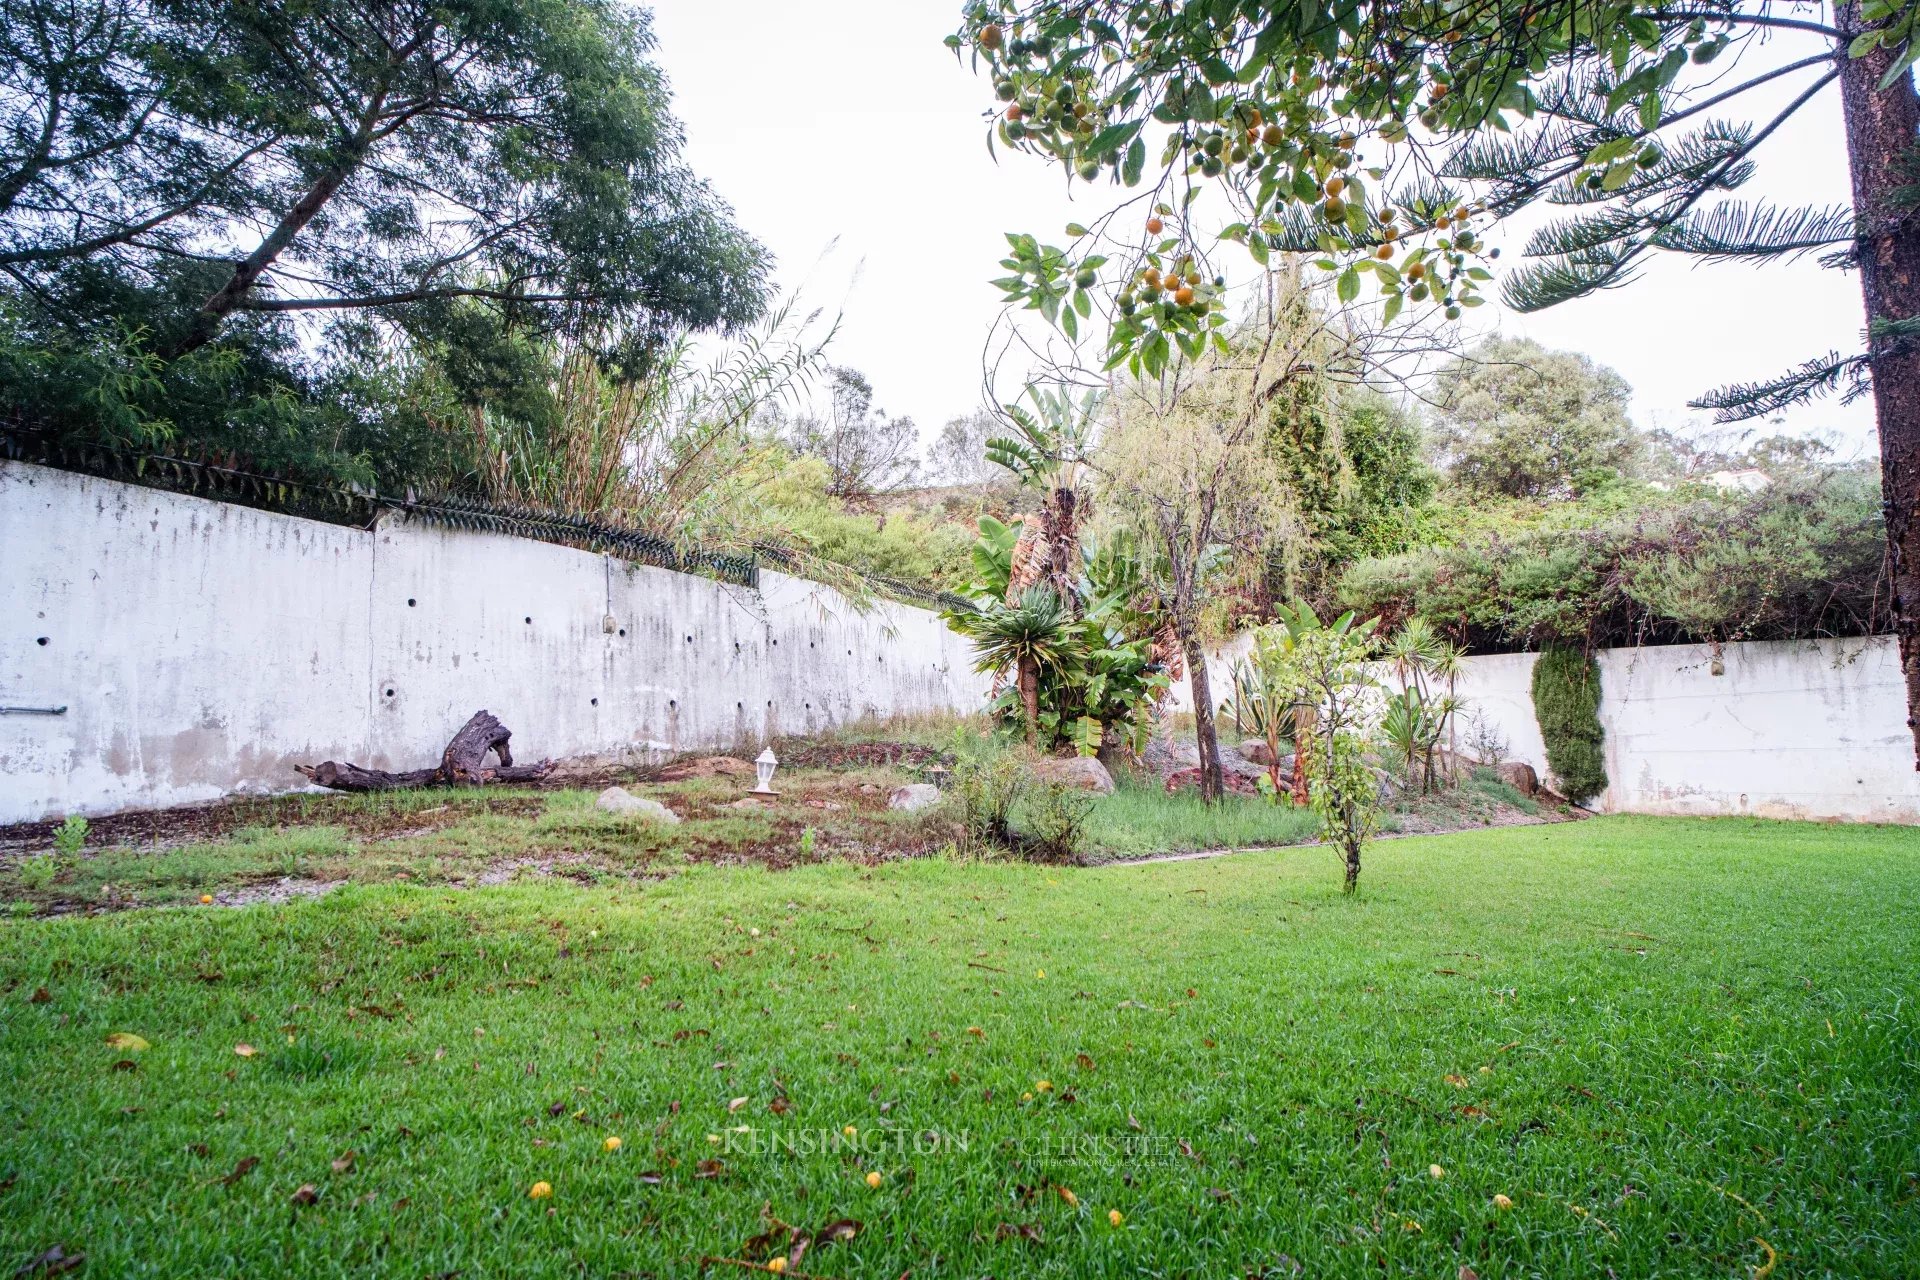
[1082,778,1319,857]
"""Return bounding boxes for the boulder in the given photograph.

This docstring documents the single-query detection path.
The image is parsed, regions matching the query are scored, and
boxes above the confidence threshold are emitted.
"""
[1029,756,1115,794]
[1142,734,1201,778]
[888,784,942,812]
[1216,743,1271,782]
[596,786,681,824]
[1496,761,1539,796]
[1239,739,1277,766]
[1163,767,1261,797]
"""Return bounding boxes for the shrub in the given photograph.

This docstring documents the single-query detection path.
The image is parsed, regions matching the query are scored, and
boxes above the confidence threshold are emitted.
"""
[947,731,1027,849]
[52,816,88,857]
[1339,472,1887,651]
[1531,646,1607,804]
[1022,781,1094,863]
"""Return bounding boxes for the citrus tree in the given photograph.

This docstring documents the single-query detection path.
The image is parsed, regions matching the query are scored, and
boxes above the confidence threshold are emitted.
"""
[949,0,1920,764]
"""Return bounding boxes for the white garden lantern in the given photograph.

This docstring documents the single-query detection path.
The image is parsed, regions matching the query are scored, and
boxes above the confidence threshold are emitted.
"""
[751,747,780,796]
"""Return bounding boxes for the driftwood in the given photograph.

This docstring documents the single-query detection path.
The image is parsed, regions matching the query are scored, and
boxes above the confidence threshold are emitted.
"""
[295,710,553,792]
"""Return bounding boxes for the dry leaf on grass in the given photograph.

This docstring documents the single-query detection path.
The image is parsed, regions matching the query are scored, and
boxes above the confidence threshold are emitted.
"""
[220,1156,260,1186]
[14,1245,84,1276]
[104,1032,150,1052]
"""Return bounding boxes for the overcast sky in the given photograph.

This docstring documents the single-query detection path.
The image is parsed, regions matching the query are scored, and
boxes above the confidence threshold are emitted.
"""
[650,1,1875,459]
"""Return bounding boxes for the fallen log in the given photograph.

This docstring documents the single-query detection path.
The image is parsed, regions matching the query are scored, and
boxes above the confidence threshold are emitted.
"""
[295,710,553,792]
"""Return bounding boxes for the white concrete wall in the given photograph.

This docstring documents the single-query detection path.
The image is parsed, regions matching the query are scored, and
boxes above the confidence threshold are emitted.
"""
[1167,627,1920,823]
[0,461,987,823]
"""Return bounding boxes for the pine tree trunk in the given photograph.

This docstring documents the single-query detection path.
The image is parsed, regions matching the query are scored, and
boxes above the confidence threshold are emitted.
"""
[1836,4,1920,767]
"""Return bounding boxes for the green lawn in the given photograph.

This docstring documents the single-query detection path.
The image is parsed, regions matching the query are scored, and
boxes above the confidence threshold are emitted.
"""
[2,816,1917,1277]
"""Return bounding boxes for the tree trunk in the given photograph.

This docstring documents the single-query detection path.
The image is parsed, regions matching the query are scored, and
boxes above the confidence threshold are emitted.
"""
[171,148,361,357]
[1342,839,1360,894]
[1017,656,1041,746]
[1290,707,1313,807]
[295,710,552,792]
[1180,627,1225,803]
[1042,485,1081,610]
[1837,4,1920,766]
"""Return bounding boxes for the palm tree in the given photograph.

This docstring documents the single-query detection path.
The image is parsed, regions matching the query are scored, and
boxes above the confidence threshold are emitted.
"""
[986,386,1100,609]
[966,589,1077,745]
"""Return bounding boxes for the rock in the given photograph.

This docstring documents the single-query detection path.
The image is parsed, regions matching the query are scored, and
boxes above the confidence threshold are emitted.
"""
[1216,743,1270,782]
[1163,767,1261,797]
[1142,733,1200,778]
[887,784,942,812]
[596,786,681,824]
[1029,756,1115,794]
[721,797,765,810]
[1496,761,1539,796]
[1239,739,1277,766]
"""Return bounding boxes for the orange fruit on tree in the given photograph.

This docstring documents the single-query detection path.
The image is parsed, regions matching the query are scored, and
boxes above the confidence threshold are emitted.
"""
[1174,286,1194,305]
[1146,216,1164,235]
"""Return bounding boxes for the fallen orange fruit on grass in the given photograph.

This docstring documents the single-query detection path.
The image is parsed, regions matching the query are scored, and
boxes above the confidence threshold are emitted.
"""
[865,1171,883,1188]
[200,895,213,904]
[603,1136,621,1152]
[767,1260,786,1274]
[1109,1209,1124,1226]
[1493,1193,1513,1210]
[528,1181,552,1199]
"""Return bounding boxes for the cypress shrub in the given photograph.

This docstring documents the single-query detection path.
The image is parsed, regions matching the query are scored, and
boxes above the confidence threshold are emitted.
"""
[1531,645,1608,804]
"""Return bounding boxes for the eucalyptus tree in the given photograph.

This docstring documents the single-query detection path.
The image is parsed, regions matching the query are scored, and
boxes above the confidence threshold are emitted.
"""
[950,0,1920,762]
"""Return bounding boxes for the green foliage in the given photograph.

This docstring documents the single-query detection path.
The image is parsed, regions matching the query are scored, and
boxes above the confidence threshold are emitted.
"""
[1379,617,1465,791]
[1079,781,1319,855]
[1532,646,1609,805]
[951,2,1891,427]
[1431,338,1641,500]
[1311,727,1382,895]
[1341,471,1887,650]
[1020,781,1096,863]
[945,528,1170,755]
[1259,610,1384,890]
[52,816,89,858]
[1,0,767,491]
[948,732,1030,851]
[760,458,974,591]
